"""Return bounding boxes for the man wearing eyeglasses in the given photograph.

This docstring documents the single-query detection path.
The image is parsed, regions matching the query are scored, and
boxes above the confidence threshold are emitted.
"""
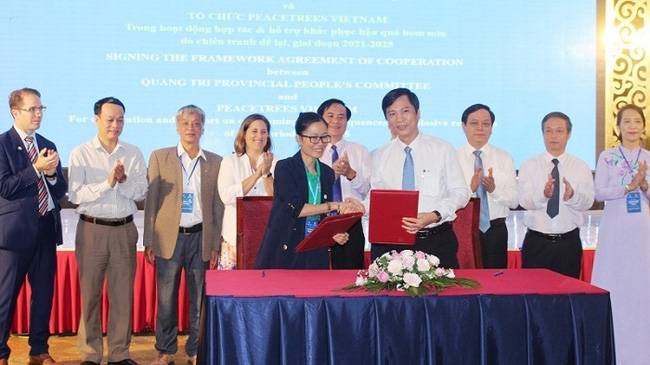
[317,98,371,269]
[67,97,148,365]
[0,88,67,365]
[144,105,224,365]
[369,88,470,268]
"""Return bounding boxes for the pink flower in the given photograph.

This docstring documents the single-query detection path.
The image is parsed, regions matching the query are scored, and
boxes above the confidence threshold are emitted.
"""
[402,255,415,269]
[428,255,441,267]
[377,271,389,283]
[368,263,379,277]
[435,268,446,276]
[416,259,431,272]
[390,251,401,259]
[355,276,367,286]
[387,259,403,274]
[403,273,422,287]
[415,251,426,260]
[400,250,414,258]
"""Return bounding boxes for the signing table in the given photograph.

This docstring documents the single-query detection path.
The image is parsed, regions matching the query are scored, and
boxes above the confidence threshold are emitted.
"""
[198,269,614,364]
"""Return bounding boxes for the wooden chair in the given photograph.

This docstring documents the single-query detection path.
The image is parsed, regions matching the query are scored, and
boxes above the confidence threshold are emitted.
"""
[236,196,273,269]
[453,197,484,269]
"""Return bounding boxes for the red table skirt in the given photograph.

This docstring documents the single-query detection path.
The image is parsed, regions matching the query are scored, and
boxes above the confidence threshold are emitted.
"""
[13,249,595,335]
[11,251,190,334]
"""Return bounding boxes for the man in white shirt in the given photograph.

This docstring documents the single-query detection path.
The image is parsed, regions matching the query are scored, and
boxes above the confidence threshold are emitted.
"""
[317,98,371,268]
[370,88,470,268]
[518,112,594,278]
[456,104,518,268]
[144,105,224,365]
[68,97,148,365]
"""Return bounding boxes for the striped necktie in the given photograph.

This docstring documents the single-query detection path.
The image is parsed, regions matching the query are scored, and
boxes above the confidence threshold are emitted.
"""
[24,136,50,216]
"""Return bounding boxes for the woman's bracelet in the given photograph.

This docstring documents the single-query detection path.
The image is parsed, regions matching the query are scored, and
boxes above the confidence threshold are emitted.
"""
[326,201,332,214]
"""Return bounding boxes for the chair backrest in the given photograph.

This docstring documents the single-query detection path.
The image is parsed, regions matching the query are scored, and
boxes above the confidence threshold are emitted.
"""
[453,197,484,269]
[236,196,274,269]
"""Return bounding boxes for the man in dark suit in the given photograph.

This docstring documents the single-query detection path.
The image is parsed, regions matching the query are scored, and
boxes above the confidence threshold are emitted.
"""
[0,88,67,365]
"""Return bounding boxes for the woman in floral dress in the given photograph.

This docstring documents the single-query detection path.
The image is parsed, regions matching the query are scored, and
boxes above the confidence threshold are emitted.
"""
[592,104,650,364]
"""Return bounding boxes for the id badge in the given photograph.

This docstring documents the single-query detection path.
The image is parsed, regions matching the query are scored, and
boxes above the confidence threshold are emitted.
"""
[626,191,641,213]
[305,218,319,236]
[182,192,194,213]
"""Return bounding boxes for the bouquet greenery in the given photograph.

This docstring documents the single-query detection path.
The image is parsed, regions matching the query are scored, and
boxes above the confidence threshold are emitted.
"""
[341,250,480,297]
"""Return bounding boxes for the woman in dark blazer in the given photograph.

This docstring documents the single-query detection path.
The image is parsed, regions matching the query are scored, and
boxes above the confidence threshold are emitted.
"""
[255,112,364,269]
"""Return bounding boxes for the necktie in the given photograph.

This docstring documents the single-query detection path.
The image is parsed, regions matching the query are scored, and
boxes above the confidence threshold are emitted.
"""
[25,136,50,216]
[402,146,414,190]
[547,158,560,218]
[331,145,342,203]
[473,150,490,232]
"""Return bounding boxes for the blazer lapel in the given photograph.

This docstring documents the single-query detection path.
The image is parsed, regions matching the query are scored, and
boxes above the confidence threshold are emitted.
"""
[8,127,31,167]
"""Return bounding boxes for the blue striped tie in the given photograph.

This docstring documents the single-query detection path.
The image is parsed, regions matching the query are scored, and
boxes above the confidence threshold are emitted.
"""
[402,146,414,190]
[473,150,490,232]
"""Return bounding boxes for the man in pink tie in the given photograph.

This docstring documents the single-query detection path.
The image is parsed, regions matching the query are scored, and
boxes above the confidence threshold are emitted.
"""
[0,88,67,365]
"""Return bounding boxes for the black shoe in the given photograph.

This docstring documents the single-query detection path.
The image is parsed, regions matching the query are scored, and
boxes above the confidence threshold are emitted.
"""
[80,362,99,365]
[108,359,139,365]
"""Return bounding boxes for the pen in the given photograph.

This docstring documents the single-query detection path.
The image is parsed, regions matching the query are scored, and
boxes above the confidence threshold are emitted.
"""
[493,270,504,276]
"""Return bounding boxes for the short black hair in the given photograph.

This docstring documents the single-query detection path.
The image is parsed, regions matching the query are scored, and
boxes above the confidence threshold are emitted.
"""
[541,111,572,133]
[317,98,352,120]
[94,97,125,116]
[295,112,327,135]
[381,88,419,118]
[461,104,495,125]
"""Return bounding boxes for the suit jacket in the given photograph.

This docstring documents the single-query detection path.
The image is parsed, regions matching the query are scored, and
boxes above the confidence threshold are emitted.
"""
[0,127,67,249]
[144,146,224,261]
[255,151,335,269]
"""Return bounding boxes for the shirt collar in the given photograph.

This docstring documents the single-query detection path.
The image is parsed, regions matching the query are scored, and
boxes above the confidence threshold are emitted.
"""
[176,143,206,161]
[13,125,34,141]
[396,132,421,151]
[90,135,124,154]
[544,150,567,164]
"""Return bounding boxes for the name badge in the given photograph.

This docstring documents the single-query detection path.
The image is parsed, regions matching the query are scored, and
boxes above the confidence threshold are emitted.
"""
[182,192,194,213]
[305,218,319,236]
[626,191,641,213]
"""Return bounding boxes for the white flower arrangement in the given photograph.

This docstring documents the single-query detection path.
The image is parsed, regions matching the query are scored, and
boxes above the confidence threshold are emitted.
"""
[342,250,480,297]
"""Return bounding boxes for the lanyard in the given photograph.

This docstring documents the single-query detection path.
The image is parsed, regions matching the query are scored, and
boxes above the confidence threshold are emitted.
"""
[178,153,200,186]
[618,146,642,175]
[305,160,321,204]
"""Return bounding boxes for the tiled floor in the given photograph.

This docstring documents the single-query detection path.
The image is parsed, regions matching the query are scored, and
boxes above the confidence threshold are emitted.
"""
[6,334,189,365]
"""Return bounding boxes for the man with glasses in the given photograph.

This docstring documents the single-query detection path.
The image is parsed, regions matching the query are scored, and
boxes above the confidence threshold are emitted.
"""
[317,98,371,269]
[369,88,470,268]
[144,105,224,365]
[68,97,148,365]
[0,88,67,365]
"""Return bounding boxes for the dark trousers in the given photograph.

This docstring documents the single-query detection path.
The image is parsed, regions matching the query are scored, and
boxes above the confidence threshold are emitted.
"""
[331,220,365,269]
[155,231,207,357]
[479,221,508,269]
[370,228,459,269]
[0,214,57,360]
[521,228,582,278]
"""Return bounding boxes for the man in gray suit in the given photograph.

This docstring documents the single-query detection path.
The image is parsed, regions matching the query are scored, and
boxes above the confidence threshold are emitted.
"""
[144,105,224,365]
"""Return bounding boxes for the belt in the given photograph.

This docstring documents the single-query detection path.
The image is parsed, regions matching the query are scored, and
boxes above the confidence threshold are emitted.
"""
[179,222,203,234]
[490,218,506,227]
[80,214,133,226]
[416,222,452,239]
[527,228,579,241]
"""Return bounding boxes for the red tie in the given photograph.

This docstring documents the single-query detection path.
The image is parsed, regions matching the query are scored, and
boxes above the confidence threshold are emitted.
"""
[24,136,49,216]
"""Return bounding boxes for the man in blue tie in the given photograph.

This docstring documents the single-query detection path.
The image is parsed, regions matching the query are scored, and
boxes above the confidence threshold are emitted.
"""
[518,112,594,278]
[318,99,371,269]
[456,104,519,268]
[0,88,67,365]
[369,88,470,268]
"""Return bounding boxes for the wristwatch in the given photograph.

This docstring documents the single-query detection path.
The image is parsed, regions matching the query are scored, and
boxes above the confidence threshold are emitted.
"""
[262,172,273,179]
[432,210,441,223]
